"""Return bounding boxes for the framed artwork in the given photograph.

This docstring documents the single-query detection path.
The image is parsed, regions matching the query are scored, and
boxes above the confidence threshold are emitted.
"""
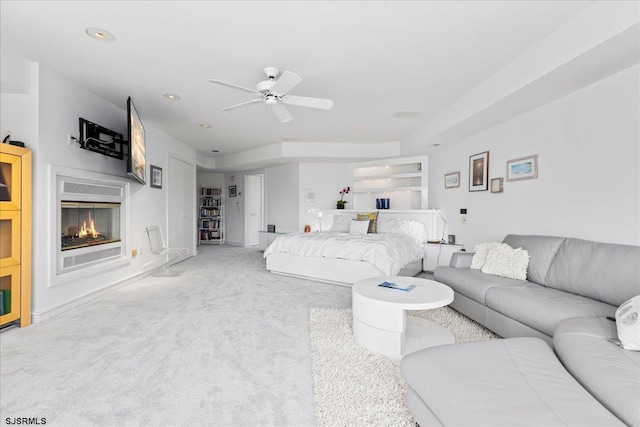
[469,151,489,192]
[491,177,504,193]
[150,165,162,189]
[506,154,538,181]
[444,172,460,189]
[229,185,237,197]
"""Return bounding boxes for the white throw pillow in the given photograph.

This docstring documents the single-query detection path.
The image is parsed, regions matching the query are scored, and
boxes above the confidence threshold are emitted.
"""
[329,214,353,232]
[616,295,640,351]
[481,244,530,280]
[348,219,370,235]
[376,218,428,242]
[470,242,503,270]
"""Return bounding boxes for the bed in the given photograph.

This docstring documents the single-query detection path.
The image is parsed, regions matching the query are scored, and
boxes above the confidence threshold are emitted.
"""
[264,210,438,286]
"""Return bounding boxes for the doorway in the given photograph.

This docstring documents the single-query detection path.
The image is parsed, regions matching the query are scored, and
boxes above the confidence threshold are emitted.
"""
[168,155,196,259]
[245,173,264,247]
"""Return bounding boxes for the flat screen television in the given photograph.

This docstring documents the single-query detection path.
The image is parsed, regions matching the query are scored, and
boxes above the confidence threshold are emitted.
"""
[126,97,146,185]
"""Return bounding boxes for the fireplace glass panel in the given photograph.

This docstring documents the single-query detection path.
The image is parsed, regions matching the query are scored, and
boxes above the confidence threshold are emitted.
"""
[61,202,121,251]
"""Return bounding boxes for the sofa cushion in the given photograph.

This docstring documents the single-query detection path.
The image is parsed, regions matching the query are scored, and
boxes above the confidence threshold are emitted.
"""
[616,295,640,351]
[401,338,624,426]
[554,317,640,427]
[470,242,503,269]
[434,267,534,304]
[485,285,615,336]
[545,238,640,306]
[480,244,529,280]
[502,234,565,285]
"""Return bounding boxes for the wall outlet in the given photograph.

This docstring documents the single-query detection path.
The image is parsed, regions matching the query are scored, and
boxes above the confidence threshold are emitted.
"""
[68,134,79,146]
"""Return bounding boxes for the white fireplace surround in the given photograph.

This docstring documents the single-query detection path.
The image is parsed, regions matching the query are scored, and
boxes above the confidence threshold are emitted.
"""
[50,165,131,286]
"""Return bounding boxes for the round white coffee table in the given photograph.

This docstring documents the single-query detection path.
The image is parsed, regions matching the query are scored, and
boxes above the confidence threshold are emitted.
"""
[352,276,455,359]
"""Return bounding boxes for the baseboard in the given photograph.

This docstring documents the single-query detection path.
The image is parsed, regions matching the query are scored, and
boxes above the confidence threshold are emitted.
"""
[31,271,146,324]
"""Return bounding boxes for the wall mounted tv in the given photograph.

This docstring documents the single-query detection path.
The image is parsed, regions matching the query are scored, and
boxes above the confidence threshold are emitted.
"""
[126,97,146,185]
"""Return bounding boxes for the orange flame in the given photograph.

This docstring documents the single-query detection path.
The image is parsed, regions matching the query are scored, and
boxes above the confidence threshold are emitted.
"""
[78,212,99,238]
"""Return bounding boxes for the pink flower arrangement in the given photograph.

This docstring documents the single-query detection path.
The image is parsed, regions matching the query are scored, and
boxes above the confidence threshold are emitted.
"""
[337,186,350,206]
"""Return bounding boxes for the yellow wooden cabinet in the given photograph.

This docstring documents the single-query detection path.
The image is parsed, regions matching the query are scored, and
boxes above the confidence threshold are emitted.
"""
[0,144,32,327]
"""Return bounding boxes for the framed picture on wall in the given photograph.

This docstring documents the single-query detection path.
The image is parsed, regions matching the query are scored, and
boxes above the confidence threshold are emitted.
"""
[444,172,460,189]
[491,177,504,193]
[150,165,162,189]
[469,151,489,192]
[506,154,538,181]
[229,185,237,197]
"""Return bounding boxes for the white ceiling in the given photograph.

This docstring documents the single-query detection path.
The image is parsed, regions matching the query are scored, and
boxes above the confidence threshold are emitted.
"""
[0,1,604,169]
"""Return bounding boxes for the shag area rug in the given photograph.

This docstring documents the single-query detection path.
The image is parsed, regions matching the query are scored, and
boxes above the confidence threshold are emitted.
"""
[309,306,499,426]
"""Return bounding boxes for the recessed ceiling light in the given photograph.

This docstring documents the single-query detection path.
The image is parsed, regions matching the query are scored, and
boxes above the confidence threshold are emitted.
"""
[86,27,115,43]
[163,93,181,100]
[200,124,212,128]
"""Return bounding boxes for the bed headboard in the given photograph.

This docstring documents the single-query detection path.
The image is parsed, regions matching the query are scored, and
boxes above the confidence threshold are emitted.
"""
[319,209,445,243]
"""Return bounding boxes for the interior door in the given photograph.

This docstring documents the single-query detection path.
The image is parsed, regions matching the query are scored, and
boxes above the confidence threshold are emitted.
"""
[168,156,195,259]
[248,174,263,246]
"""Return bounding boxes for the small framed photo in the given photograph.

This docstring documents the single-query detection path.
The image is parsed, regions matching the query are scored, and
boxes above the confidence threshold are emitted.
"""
[229,185,237,197]
[506,154,538,181]
[444,172,460,189]
[469,151,489,192]
[150,165,162,189]
[491,177,504,193]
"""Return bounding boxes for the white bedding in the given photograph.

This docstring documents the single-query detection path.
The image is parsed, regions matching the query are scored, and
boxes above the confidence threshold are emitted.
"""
[263,232,424,277]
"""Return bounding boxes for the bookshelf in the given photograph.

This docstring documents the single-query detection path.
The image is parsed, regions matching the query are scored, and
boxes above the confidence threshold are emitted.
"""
[199,188,224,245]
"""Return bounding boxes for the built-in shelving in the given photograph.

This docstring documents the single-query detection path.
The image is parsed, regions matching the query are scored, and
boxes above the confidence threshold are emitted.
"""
[351,156,428,210]
[198,188,224,245]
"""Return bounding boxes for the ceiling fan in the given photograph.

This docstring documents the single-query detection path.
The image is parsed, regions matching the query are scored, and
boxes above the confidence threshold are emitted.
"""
[208,67,334,123]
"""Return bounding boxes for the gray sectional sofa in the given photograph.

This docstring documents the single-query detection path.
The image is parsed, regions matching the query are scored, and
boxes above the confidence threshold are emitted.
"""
[402,235,640,426]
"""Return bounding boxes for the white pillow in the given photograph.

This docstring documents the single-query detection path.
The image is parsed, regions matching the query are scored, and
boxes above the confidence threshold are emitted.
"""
[480,244,530,281]
[348,219,370,235]
[616,295,640,351]
[470,242,503,270]
[377,218,428,242]
[329,214,353,232]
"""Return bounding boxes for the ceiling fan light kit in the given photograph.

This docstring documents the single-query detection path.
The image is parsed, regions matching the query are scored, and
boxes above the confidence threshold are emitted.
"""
[208,67,334,123]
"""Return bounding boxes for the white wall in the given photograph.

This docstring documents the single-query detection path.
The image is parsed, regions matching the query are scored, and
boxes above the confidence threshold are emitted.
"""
[299,163,351,231]
[424,65,639,249]
[265,163,300,232]
[197,172,225,190]
[1,60,197,321]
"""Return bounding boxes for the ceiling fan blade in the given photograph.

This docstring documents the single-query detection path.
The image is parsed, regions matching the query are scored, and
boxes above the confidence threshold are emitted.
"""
[271,103,293,123]
[281,95,334,110]
[208,79,261,95]
[221,98,263,112]
[271,71,302,96]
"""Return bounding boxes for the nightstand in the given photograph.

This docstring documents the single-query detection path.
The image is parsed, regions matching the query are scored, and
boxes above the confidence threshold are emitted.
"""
[258,231,287,251]
[423,243,464,272]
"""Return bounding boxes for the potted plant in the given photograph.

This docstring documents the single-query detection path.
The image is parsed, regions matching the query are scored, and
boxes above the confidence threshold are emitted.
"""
[337,186,350,209]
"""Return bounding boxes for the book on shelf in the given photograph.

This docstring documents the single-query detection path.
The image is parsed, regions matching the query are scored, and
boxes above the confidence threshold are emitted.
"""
[201,188,222,196]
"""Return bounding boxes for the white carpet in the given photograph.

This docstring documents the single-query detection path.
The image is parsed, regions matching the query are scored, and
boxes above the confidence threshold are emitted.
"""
[309,307,499,426]
[1,246,353,427]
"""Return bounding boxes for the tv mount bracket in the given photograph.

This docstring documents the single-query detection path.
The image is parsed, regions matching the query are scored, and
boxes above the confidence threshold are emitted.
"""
[78,118,127,160]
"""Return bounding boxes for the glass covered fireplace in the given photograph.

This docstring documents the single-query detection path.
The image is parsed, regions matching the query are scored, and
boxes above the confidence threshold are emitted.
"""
[61,201,121,251]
